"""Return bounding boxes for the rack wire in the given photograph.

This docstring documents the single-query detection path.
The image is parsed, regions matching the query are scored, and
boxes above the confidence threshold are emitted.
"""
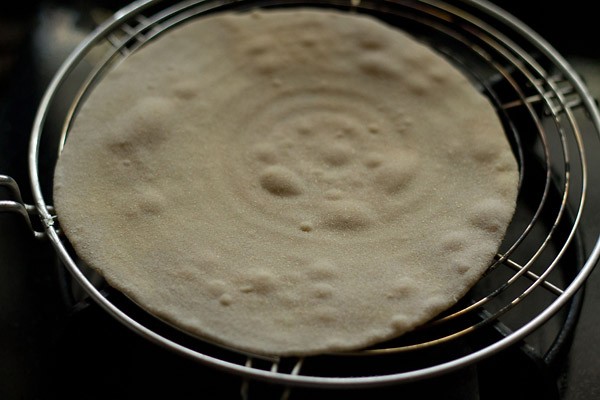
[4,0,599,390]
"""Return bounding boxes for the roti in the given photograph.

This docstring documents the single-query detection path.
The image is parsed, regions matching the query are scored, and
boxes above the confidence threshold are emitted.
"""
[53,9,519,356]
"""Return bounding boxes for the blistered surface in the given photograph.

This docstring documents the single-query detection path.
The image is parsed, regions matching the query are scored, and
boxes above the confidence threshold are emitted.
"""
[53,10,519,355]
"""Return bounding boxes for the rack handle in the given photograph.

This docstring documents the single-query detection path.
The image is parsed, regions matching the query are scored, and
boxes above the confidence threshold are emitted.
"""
[0,174,49,239]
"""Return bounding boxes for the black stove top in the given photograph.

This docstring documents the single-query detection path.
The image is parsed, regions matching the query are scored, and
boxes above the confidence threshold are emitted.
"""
[1,1,599,399]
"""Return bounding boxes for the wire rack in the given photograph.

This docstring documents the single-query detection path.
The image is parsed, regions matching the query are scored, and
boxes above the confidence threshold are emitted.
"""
[2,0,600,391]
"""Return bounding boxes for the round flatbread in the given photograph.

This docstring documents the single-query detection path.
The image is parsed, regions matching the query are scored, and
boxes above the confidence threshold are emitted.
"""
[53,9,519,356]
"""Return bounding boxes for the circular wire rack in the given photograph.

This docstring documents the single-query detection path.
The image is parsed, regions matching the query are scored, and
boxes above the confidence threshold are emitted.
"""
[13,0,600,389]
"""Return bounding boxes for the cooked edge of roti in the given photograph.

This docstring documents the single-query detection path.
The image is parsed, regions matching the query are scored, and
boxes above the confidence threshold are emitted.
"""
[53,9,519,356]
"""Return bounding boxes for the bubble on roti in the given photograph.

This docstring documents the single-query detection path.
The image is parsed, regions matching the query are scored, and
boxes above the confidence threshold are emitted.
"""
[53,9,518,355]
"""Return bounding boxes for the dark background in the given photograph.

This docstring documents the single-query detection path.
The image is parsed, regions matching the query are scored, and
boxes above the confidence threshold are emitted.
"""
[1,1,599,399]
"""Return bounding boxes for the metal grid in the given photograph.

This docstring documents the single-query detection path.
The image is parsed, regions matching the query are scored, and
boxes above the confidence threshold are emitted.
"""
[2,0,599,390]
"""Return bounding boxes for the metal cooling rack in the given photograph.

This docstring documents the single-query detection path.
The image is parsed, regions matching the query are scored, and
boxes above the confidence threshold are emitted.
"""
[2,0,600,391]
